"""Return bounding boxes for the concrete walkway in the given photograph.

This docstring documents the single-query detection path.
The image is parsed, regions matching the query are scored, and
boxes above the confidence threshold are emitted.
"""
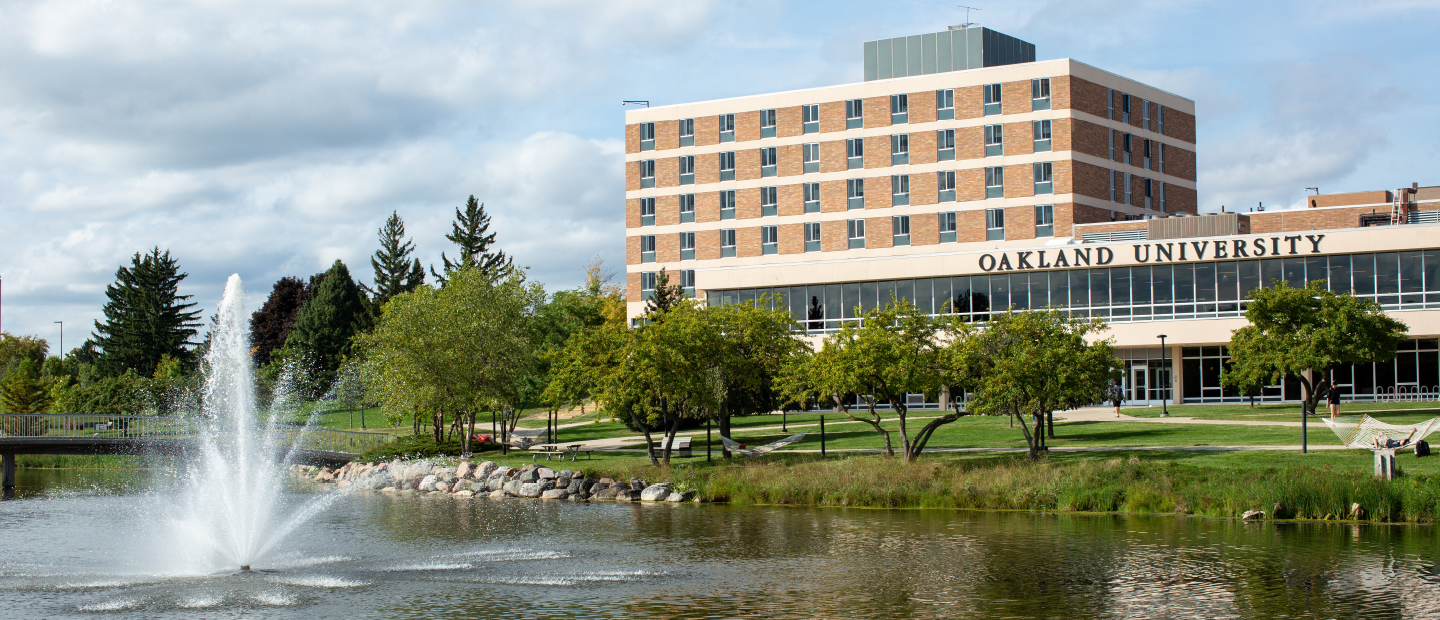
[1059,406,1312,427]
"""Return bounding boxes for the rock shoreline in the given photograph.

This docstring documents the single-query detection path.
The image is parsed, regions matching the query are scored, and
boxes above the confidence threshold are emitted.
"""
[289,460,699,503]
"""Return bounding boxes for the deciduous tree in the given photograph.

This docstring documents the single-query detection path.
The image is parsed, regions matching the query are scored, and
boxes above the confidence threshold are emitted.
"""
[249,276,308,367]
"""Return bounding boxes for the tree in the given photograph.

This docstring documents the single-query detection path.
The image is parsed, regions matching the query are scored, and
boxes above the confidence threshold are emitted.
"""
[364,211,425,309]
[539,259,626,417]
[0,333,49,378]
[358,267,538,454]
[431,195,512,285]
[644,267,686,319]
[284,260,372,395]
[89,248,203,377]
[964,310,1118,460]
[701,298,804,459]
[249,276,309,367]
[0,358,51,413]
[1222,280,1408,433]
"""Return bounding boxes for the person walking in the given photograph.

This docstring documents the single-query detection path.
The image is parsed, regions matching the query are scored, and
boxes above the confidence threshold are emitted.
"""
[1327,383,1342,419]
[1111,381,1124,418]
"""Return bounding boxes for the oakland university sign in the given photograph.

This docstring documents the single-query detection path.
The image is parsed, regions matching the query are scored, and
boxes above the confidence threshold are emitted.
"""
[977,234,1327,272]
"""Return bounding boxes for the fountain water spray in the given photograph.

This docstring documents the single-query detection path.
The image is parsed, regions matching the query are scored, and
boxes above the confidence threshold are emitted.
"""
[152,274,345,575]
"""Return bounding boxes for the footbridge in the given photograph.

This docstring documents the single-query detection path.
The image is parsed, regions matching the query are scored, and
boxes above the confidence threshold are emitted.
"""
[0,414,391,495]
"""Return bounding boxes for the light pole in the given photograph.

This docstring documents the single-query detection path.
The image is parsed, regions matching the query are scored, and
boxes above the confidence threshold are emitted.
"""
[54,321,63,363]
[1157,334,1169,417]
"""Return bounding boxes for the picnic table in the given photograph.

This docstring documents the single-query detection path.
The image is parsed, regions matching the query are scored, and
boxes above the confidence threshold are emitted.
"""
[530,444,567,461]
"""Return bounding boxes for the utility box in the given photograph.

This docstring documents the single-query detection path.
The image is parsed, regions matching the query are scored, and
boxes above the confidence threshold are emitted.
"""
[1375,449,1396,480]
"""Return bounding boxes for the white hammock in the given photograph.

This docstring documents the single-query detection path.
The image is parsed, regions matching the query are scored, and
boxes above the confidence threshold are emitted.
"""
[720,432,807,458]
[1320,415,1440,450]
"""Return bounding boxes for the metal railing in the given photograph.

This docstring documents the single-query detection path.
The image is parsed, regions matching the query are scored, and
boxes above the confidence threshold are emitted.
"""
[0,414,391,455]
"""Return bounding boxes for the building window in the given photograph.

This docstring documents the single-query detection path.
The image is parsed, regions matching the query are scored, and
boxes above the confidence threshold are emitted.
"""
[679,193,695,223]
[641,271,657,300]
[1124,173,1133,206]
[718,113,735,142]
[719,190,736,219]
[1122,133,1132,165]
[939,211,957,243]
[847,178,865,209]
[1032,78,1051,111]
[1143,139,1153,171]
[639,159,655,188]
[846,99,863,129]
[1143,177,1154,210]
[846,138,864,169]
[760,109,777,138]
[936,89,955,120]
[893,215,911,246]
[1033,120,1052,152]
[803,142,820,174]
[640,234,656,263]
[1035,204,1054,237]
[719,151,736,181]
[985,166,1004,198]
[680,231,695,260]
[804,221,821,252]
[1158,143,1166,174]
[720,228,737,258]
[891,133,909,165]
[848,219,866,249]
[679,155,695,185]
[1159,106,1166,136]
[937,171,956,202]
[762,225,778,255]
[639,122,655,151]
[804,182,821,213]
[1158,181,1166,212]
[1107,89,1115,120]
[985,208,1005,241]
[1110,170,1117,202]
[890,93,908,123]
[761,186,778,216]
[678,118,694,147]
[937,129,955,161]
[802,104,820,134]
[892,174,910,206]
[1109,128,1116,161]
[1034,162,1053,195]
[1141,99,1151,131]
[760,147,777,177]
[984,124,1004,157]
[1121,94,1131,124]
[983,83,1002,115]
[680,269,695,297]
[640,197,655,226]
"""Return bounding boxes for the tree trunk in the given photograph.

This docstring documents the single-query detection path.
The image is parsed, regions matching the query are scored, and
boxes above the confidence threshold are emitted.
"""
[719,413,732,460]
[896,403,915,463]
[432,410,443,443]
[866,397,894,457]
[661,416,678,466]
[1046,410,1055,439]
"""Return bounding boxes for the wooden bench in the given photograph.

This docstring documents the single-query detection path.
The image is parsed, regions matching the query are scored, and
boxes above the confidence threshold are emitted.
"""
[530,444,567,461]
[564,444,593,461]
[657,436,692,458]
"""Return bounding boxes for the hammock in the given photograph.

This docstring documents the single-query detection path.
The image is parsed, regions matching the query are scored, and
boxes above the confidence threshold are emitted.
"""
[720,432,807,458]
[1320,415,1440,450]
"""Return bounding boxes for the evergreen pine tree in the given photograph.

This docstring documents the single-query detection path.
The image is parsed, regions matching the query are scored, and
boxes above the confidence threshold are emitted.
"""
[90,248,202,377]
[430,195,512,285]
[249,276,309,367]
[284,260,371,394]
[643,267,685,320]
[363,211,425,307]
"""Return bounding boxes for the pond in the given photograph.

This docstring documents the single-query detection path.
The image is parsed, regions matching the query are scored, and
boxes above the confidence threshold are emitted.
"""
[3,468,1439,619]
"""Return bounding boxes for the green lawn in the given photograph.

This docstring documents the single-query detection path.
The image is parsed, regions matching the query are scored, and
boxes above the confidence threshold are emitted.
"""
[1122,401,1440,423]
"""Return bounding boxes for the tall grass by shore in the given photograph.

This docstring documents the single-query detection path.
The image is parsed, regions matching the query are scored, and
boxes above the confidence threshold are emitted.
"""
[600,455,1440,523]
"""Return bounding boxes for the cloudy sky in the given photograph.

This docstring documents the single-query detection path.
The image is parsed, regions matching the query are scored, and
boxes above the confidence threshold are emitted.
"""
[2,0,1437,350]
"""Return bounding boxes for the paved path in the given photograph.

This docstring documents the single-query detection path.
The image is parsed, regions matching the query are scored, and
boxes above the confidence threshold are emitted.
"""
[1059,406,1312,427]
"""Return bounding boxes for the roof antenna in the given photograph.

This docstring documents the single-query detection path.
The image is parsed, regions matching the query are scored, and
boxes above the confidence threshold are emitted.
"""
[621,100,650,107]
[949,5,980,30]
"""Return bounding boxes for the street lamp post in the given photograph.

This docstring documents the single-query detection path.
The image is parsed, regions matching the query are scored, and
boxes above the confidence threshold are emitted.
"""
[54,321,63,364]
[1158,335,1169,417]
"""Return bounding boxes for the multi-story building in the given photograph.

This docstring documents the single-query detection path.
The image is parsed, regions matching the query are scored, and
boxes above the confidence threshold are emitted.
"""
[622,27,1440,406]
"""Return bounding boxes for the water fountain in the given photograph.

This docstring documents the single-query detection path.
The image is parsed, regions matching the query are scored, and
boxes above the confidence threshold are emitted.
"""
[151,274,343,575]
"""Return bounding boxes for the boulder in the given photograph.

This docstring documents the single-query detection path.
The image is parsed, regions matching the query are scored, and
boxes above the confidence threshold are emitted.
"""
[456,462,476,479]
[592,486,621,500]
[640,485,672,502]
[555,476,571,489]
[598,478,614,485]
[490,466,512,480]
[540,489,569,500]
[503,480,523,496]
[517,469,540,483]
[439,471,456,484]
[537,467,556,479]
[469,481,487,493]
[615,489,638,502]
[314,471,335,483]
[454,490,474,497]
[475,461,498,479]
[518,483,543,498]
[488,489,505,499]
[1241,510,1265,520]
[666,491,695,503]
[566,479,582,494]
[537,479,556,492]
[630,478,647,490]
[488,479,505,492]
[419,475,438,492]
[557,470,574,479]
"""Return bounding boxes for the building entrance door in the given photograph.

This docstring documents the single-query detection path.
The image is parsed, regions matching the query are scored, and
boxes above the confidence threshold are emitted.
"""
[1130,365,1148,403]
[1149,361,1172,403]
